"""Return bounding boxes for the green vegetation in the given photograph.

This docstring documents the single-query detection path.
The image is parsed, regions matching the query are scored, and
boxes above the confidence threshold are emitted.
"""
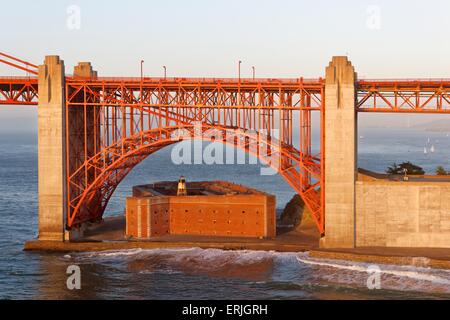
[435,166,449,175]
[386,162,425,175]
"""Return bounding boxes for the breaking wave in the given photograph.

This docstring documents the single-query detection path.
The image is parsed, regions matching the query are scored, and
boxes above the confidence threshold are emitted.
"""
[63,248,450,296]
[70,247,298,264]
[297,256,450,286]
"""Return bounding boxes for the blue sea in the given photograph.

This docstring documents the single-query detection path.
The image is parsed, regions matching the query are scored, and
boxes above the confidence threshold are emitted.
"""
[1,126,450,300]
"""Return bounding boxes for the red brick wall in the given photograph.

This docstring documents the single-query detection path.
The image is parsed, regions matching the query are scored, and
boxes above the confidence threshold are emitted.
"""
[126,194,276,239]
[126,197,170,238]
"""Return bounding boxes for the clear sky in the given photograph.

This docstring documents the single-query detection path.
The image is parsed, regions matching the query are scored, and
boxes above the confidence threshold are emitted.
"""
[1,0,450,130]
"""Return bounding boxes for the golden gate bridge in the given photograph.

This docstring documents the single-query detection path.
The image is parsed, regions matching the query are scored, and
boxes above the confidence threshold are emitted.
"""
[1,51,449,238]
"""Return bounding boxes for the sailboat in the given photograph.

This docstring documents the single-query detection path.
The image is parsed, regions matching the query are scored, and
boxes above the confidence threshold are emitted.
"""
[430,145,435,153]
[424,147,428,154]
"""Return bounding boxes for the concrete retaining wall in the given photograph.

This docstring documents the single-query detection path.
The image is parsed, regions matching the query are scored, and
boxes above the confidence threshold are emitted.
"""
[356,181,450,248]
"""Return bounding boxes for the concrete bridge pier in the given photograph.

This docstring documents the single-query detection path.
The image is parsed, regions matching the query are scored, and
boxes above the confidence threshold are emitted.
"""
[37,56,66,241]
[320,56,358,248]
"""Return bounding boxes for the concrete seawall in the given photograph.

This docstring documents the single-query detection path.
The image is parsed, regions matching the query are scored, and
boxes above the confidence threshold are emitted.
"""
[356,179,450,248]
[24,240,450,270]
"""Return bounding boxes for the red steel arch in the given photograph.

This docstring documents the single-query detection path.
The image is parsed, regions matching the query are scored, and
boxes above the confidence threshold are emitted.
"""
[67,124,323,232]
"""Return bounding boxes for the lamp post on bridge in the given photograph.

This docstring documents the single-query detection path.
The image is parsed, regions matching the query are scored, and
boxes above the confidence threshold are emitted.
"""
[238,60,242,82]
[252,66,255,80]
[140,60,144,81]
[163,65,167,80]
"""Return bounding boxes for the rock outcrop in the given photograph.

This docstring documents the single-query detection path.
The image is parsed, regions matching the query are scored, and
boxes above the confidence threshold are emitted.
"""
[280,194,319,237]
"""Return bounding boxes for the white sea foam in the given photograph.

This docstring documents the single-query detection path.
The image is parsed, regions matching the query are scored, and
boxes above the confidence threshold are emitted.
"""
[297,256,450,286]
[67,248,450,294]
[75,247,298,263]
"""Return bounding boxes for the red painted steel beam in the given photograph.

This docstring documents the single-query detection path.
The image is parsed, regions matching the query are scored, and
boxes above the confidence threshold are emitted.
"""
[64,78,324,112]
[356,79,450,113]
[0,77,38,105]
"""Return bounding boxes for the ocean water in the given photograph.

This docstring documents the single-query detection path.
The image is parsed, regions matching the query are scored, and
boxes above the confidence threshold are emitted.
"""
[0,127,450,300]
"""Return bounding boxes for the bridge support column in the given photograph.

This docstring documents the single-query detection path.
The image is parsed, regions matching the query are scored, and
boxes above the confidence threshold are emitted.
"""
[320,56,357,248]
[37,56,66,241]
[64,62,99,240]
